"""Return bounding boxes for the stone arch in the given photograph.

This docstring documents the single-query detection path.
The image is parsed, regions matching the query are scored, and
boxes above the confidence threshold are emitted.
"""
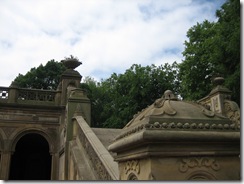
[9,129,53,180]
[10,128,55,153]
[187,171,216,180]
[127,173,138,180]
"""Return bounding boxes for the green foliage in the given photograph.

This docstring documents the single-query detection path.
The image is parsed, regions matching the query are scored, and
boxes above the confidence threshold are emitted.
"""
[179,0,240,104]
[14,60,66,90]
[82,63,179,128]
[178,20,217,100]
[215,0,240,104]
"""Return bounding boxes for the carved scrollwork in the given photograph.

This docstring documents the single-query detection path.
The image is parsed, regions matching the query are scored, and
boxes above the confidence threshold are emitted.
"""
[224,100,240,127]
[179,157,220,173]
[151,99,177,116]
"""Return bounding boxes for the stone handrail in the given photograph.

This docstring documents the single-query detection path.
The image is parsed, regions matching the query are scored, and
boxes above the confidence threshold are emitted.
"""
[72,116,119,180]
[0,86,61,105]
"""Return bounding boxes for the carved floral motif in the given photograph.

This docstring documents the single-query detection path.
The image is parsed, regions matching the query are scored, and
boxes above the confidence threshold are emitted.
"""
[179,157,220,173]
[124,160,140,175]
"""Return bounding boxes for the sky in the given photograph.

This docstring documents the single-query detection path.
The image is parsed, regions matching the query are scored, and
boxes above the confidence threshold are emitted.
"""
[0,0,229,87]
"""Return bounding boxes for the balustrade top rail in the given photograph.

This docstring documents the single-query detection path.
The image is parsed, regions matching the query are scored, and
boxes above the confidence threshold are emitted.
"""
[0,86,60,105]
[74,116,119,180]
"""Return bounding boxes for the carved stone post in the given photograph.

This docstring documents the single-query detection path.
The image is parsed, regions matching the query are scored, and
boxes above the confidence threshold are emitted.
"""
[208,77,232,115]
[8,82,19,103]
[59,56,82,180]
[109,90,240,180]
[60,56,82,106]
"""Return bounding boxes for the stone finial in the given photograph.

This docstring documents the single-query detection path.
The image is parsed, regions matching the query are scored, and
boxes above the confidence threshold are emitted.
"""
[213,77,224,86]
[61,55,82,70]
[209,77,231,96]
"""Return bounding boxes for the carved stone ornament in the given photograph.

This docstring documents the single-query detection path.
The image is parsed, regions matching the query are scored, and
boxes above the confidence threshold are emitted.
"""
[179,157,220,173]
[151,99,177,116]
[224,100,240,126]
[124,160,140,175]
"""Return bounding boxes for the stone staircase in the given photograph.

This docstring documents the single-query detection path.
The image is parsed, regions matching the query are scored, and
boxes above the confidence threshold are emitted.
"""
[68,116,120,180]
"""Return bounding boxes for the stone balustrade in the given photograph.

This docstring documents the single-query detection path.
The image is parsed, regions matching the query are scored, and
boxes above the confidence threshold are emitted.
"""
[0,86,61,106]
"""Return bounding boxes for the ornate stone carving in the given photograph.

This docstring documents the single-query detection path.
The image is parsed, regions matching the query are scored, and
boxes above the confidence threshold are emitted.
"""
[78,127,112,180]
[115,120,239,141]
[124,160,140,175]
[149,90,177,116]
[187,171,216,180]
[179,157,220,173]
[224,100,240,126]
[151,99,177,116]
[128,173,138,180]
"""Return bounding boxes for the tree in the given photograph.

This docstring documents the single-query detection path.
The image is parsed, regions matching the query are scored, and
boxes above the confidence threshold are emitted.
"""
[215,0,240,104]
[14,60,66,90]
[178,0,240,104]
[80,76,107,128]
[83,62,179,128]
[178,20,217,100]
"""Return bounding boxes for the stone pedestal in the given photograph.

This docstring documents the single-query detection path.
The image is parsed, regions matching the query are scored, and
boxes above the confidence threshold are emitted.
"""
[109,90,240,180]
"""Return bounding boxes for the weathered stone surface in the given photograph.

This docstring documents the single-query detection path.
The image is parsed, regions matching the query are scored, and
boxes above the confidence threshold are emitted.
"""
[109,88,240,181]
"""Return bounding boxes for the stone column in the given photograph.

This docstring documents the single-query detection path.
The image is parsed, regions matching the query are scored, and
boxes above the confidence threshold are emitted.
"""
[0,151,12,180]
[51,152,59,180]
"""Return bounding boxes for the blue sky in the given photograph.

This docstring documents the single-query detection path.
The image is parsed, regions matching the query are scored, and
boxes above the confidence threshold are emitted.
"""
[0,0,231,86]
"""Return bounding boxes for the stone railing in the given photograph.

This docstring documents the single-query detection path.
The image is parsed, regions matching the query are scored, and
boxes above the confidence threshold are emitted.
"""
[0,86,61,106]
[0,87,9,100]
[72,116,119,180]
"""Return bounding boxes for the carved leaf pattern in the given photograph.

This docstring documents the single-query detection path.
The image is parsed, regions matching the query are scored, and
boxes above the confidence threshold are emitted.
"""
[124,160,140,174]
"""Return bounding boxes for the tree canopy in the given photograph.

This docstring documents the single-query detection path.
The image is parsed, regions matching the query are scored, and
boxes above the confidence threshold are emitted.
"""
[82,63,179,128]
[14,60,66,90]
[178,0,240,104]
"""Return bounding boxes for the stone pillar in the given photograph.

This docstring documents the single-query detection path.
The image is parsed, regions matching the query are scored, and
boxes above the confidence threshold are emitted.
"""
[208,77,232,115]
[59,57,82,106]
[51,152,59,180]
[8,82,19,103]
[0,151,12,180]
[59,57,82,180]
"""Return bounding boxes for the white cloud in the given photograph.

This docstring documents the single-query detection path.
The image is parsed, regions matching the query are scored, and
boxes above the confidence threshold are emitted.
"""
[0,0,226,86]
